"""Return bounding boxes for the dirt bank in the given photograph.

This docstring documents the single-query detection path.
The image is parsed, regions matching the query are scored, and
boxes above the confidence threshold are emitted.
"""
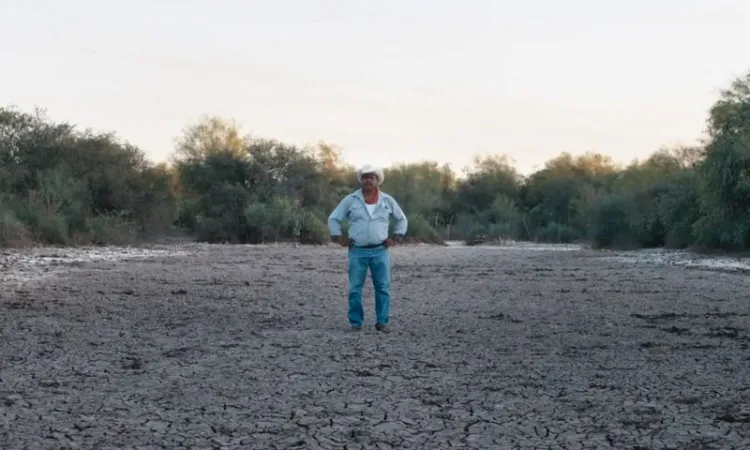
[2,244,749,449]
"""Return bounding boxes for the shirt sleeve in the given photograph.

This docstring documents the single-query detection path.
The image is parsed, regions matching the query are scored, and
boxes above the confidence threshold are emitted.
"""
[389,197,408,236]
[327,196,350,236]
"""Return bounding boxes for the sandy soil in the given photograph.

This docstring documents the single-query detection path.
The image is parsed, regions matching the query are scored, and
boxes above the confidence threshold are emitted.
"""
[2,243,750,449]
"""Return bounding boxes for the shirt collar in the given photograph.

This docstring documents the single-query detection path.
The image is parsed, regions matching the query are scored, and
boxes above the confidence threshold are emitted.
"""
[355,188,380,203]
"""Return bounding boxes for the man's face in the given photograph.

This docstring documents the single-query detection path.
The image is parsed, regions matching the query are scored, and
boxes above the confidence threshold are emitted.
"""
[361,173,379,190]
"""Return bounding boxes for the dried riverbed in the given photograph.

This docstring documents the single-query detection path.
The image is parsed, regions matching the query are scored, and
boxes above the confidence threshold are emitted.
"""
[1,243,749,449]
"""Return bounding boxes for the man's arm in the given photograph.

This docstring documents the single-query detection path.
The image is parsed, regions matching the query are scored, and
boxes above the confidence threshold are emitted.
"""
[389,197,408,241]
[327,196,350,239]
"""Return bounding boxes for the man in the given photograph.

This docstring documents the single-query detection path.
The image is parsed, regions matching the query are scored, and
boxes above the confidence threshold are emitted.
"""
[328,165,408,333]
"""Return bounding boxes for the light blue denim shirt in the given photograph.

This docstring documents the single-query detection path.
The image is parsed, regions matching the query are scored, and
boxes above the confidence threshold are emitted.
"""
[328,189,408,246]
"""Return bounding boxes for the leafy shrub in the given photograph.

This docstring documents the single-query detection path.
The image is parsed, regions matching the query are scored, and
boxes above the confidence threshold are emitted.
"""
[536,222,579,243]
[589,194,642,249]
[12,190,71,246]
[464,222,518,245]
[297,210,330,245]
[85,212,139,246]
[397,214,442,244]
[0,203,31,247]
[194,216,228,243]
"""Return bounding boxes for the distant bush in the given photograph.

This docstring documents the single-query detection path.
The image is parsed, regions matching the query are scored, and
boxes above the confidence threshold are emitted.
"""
[85,213,140,246]
[536,222,579,243]
[588,194,642,249]
[0,201,31,247]
[0,106,175,247]
[297,211,330,245]
[463,222,518,245]
[397,214,442,244]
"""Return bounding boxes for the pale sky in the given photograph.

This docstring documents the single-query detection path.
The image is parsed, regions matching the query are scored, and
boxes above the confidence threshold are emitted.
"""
[2,0,749,174]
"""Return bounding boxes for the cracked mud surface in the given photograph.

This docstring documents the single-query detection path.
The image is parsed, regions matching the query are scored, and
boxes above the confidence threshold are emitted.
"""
[2,244,750,449]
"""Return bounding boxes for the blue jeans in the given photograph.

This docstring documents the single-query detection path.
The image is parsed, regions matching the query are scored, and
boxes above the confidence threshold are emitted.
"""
[347,245,391,327]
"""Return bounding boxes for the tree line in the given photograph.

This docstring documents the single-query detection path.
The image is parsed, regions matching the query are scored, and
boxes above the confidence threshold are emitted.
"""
[1,71,749,250]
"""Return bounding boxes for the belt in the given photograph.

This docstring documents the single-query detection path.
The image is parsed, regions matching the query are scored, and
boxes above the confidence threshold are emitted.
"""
[354,241,387,249]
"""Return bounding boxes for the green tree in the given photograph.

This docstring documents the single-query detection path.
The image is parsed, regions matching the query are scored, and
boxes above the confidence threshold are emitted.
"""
[693,73,750,250]
[172,115,245,162]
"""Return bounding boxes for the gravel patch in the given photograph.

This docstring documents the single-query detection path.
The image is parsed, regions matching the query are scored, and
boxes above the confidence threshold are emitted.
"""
[599,248,750,273]
[0,245,191,287]
[2,243,750,449]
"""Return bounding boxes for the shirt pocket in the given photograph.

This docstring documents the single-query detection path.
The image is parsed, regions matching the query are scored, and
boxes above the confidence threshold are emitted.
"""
[348,202,367,220]
[374,203,392,222]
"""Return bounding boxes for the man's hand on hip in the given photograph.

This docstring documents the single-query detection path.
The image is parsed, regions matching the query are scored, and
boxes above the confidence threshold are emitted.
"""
[386,234,404,247]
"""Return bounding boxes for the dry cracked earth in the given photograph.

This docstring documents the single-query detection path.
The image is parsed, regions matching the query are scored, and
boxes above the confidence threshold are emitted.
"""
[1,243,750,449]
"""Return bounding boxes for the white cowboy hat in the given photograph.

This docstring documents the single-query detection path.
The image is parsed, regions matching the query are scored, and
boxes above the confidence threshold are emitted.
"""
[357,164,384,184]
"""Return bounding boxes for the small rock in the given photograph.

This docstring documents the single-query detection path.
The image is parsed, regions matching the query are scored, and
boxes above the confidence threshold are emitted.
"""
[291,408,307,420]
[373,421,404,435]
[297,416,319,427]
[4,394,22,406]
[145,420,170,432]
[675,395,701,405]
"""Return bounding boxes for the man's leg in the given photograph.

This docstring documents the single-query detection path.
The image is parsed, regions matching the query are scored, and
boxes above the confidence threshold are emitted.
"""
[347,248,369,328]
[370,247,392,327]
